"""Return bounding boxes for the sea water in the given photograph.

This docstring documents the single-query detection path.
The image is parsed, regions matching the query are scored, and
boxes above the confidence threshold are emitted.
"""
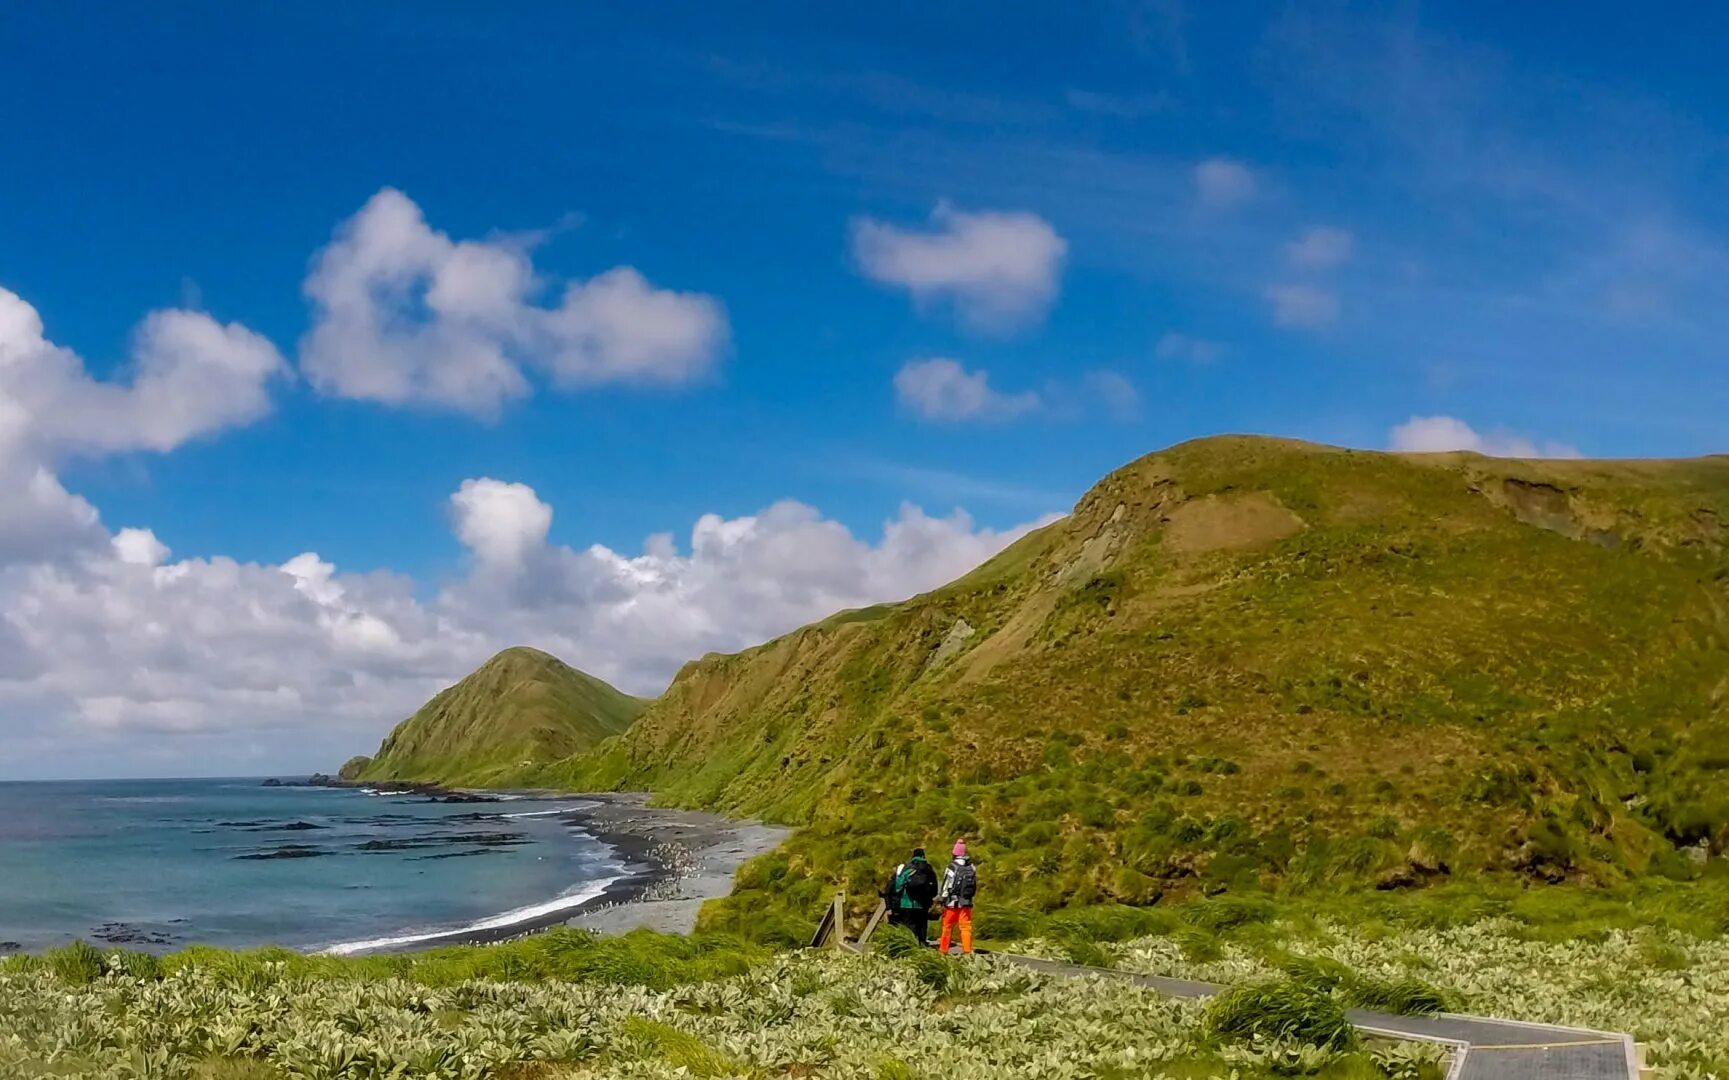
[0,777,623,954]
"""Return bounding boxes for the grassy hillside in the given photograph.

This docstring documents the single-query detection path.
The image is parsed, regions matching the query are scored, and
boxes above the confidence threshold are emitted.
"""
[527,436,1729,934]
[357,646,646,787]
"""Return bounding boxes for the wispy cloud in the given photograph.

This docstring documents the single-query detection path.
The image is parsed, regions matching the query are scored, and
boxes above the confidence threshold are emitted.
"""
[1265,283,1339,328]
[1194,157,1255,208]
[838,456,1073,511]
[1286,226,1354,269]
[1155,332,1225,363]
[893,358,1041,422]
[1064,88,1175,118]
[851,203,1068,333]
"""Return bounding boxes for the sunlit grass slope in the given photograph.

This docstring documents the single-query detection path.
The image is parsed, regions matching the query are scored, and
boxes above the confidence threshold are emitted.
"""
[357,646,646,787]
[524,436,1729,932]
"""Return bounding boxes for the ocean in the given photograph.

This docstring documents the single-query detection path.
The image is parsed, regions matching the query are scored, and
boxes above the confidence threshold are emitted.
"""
[0,777,624,955]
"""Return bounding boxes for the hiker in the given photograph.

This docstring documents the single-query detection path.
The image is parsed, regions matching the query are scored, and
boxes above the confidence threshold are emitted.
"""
[937,839,977,955]
[880,847,939,944]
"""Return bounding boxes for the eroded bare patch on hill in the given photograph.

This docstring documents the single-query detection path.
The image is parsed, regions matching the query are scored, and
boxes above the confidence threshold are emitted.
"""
[1163,491,1307,554]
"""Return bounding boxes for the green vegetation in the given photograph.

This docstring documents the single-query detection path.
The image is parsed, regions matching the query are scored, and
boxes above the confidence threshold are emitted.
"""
[502,437,1729,935]
[1097,905,1729,1077]
[357,647,646,786]
[1205,977,1356,1050]
[1,934,1452,1080]
[256,435,1729,1076]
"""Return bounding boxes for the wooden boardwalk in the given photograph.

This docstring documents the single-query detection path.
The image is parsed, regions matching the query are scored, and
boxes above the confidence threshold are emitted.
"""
[818,896,1641,1080]
[1001,955,1638,1080]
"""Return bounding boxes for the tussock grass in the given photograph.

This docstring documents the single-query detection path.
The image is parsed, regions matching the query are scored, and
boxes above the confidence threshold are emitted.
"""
[1205,976,1357,1049]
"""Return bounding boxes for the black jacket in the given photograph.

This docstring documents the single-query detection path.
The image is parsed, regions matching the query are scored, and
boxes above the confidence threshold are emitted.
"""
[883,857,938,911]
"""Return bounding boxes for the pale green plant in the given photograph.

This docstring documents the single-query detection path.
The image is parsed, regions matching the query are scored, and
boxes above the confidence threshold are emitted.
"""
[1112,917,1729,1078]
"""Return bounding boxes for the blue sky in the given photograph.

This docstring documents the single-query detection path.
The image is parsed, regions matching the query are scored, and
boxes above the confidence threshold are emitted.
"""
[2,3,1726,777]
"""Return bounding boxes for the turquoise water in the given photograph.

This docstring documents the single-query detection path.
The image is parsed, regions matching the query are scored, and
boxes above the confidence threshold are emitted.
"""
[0,778,623,953]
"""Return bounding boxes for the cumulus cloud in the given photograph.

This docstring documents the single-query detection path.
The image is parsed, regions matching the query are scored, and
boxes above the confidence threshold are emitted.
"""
[0,467,103,563]
[893,358,1041,422]
[112,528,171,568]
[1265,283,1340,328]
[0,286,286,560]
[300,188,728,415]
[541,268,727,388]
[1286,226,1354,269]
[1388,415,1582,458]
[1194,157,1255,208]
[0,288,286,463]
[0,478,1056,774]
[450,478,554,570]
[852,203,1067,332]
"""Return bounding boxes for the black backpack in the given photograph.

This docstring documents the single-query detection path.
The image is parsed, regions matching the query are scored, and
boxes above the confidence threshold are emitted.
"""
[948,860,977,904]
[898,861,935,909]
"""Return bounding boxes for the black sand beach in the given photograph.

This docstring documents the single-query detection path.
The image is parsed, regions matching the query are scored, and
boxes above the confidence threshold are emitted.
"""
[347,793,791,953]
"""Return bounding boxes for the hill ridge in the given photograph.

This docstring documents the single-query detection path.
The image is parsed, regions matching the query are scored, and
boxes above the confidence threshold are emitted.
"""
[356,646,646,787]
[523,436,1729,927]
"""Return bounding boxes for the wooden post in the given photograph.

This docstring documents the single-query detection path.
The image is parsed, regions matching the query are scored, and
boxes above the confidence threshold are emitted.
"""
[829,892,847,949]
[858,899,888,947]
[808,892,849,949]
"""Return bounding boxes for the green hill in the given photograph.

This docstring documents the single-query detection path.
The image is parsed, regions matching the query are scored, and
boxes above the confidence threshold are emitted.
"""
[529,436,1729,929]
[357,646,646,787]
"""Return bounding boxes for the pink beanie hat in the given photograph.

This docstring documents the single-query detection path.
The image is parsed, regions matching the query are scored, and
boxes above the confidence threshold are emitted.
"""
[952,838,967,857]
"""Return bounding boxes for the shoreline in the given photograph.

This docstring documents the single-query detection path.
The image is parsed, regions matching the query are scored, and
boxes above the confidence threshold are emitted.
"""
[336,792,791,954]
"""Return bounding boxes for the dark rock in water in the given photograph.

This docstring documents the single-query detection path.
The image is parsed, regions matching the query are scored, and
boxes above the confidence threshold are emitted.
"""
[265,821,326,831]
[91,923,176,946]
[355,831,527,852]
[217,820,271,828]
[0,941,21,953]
[261,778,283,787]
[235,844,328,860]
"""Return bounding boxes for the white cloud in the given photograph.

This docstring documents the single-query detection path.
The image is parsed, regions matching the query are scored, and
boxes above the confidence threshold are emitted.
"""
[0,286,285,561]
[1194,157,1256,208]
[851,203,1067,332]
[1286,226,1354,269]
[1388,415,1582,458]
[112,528,170,568]
[450,478,554,570]
[1265,283,1340,328]
[0,478,1056,776]
[893,358,1041,422]
[0,288,286,463]
[299,188,728,416]
[1155,332,1224,364]
[0,466,103,562]
[541,267,727,387]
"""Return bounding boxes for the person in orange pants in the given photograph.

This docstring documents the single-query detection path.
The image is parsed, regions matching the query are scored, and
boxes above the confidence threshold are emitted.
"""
[937,838,977,955]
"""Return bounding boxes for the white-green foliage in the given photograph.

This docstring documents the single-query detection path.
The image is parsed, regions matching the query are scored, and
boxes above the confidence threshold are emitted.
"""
[0,950,1237,1079]
[1112,918,1729,1079]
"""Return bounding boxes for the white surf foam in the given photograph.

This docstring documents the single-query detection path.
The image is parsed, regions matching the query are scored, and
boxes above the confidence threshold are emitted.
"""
[499,807,579,819]
[317,875,619,956]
